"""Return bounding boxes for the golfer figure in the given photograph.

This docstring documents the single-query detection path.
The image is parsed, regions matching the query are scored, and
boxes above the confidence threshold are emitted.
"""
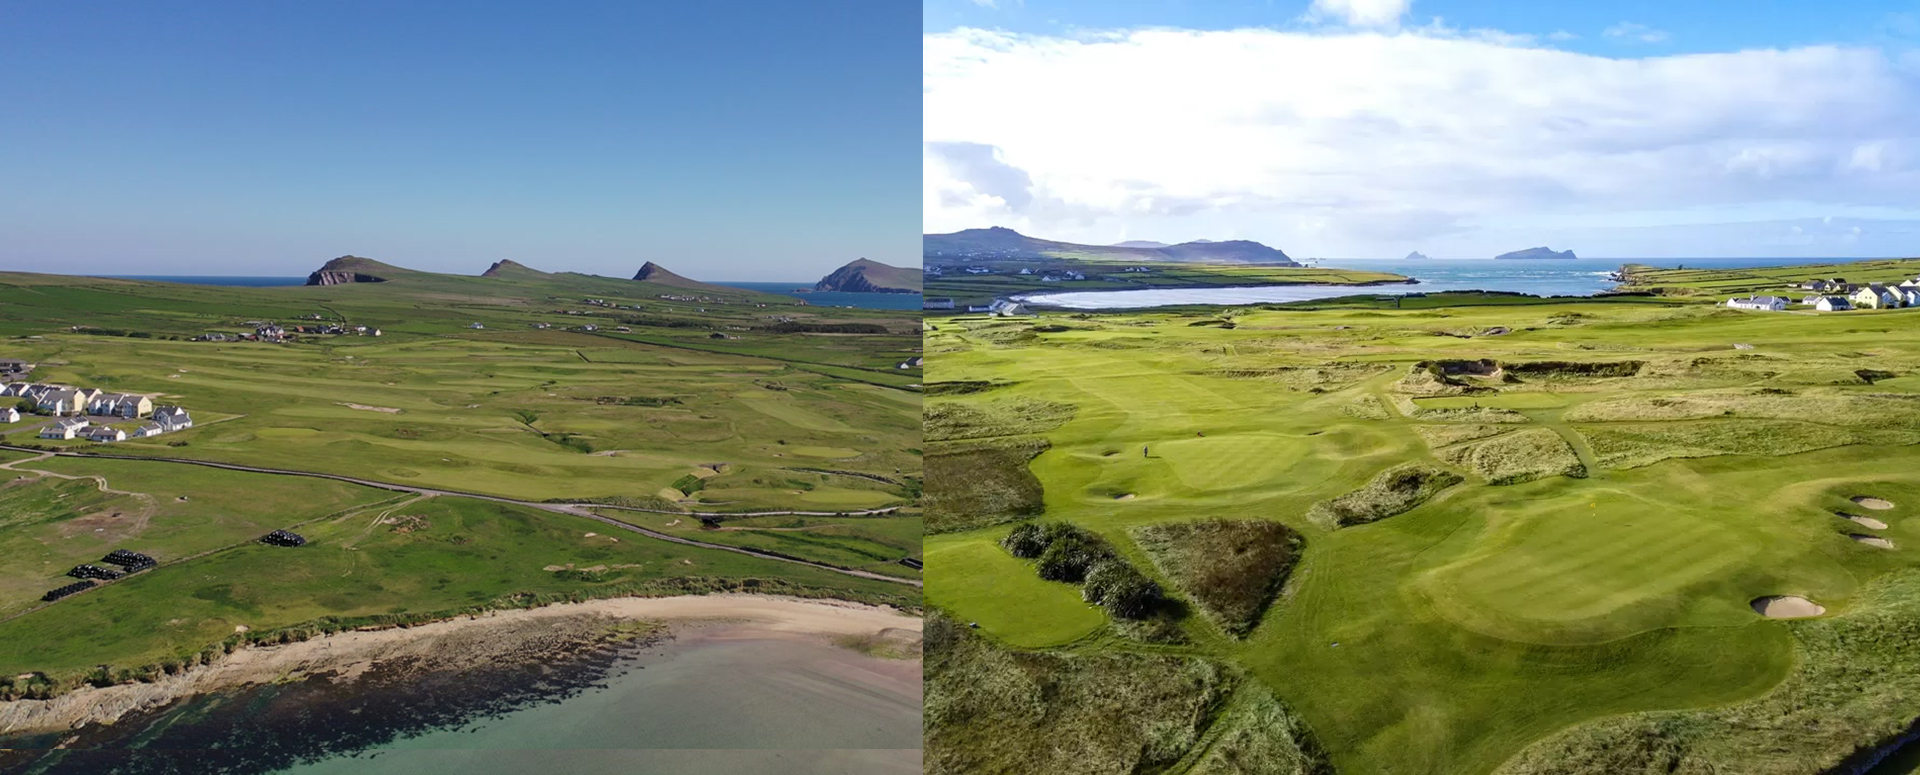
[1143,445,1149,458]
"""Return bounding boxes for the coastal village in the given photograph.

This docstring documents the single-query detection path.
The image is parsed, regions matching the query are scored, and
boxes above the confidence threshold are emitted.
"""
[1727,276,1920,311]
[0,361,193,443]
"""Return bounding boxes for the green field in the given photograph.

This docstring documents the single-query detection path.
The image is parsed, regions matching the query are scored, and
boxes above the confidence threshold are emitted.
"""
[0,266,921,699]
[924,294,1920,774]
[925,260,1411,307]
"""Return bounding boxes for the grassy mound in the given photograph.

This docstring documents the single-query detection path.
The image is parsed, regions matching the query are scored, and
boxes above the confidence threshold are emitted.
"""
[1566,389,1920,426]
[1581,421,1918,470]
[1003,522,1165,620]
[925,398,1076,442]
[925,438,1050,534]
[1307,464,1464,530]
[1341,394,1391,419]
[1191,683,1332,775]
[1133,519,1303,637]
[1495,570,1920,775]
[925,610,1236,775]
[1414,424,1515,449]
[1435,428,1587,485]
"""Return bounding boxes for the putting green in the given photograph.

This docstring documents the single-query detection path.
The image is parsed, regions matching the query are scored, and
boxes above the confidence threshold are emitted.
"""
[925,533,1105,647]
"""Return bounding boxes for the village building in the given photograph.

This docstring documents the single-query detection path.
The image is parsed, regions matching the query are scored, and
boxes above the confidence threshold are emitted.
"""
[1852,284,1901,309]
[1726,296,1787,311]
[924,297,956,310]
[1815,296,1853,312]
[133,422,166,438]
[0,406,18,423]
[40,417,89,439]
[152,406,193,432]
[87,393,153,418]
[86,426,126,443]
[897,356,924,369]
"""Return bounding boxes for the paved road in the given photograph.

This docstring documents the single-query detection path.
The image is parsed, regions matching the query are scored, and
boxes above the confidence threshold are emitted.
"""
[0,445,920,587]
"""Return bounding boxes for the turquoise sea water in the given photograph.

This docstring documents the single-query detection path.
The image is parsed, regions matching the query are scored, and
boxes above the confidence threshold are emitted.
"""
[717,281,922,310]
[1018,257,1892,309]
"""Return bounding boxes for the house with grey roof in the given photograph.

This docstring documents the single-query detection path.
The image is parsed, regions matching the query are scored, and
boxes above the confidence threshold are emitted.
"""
[40,417,89,439]
[152,406,193,432]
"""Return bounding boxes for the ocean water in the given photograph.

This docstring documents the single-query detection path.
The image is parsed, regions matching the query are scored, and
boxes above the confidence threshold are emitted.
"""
[1,628,920,775]
[1019,257,1888,309]
[96,275,308,286]
[717,281,922,310]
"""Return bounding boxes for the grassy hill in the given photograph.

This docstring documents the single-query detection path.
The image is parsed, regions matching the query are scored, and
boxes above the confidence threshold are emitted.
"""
[814,258,922,293]
[926,226,1299,266]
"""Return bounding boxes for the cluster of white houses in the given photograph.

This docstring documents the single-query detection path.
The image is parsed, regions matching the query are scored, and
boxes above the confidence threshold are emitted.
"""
[1728,278,1920,312]
[0,383,192,442]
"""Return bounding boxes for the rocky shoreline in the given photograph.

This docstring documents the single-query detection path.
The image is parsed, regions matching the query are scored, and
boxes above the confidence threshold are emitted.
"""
[0,595,920,740]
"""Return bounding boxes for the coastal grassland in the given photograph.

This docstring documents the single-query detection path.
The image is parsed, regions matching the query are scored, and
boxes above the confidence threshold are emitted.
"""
[617,510,923,580]
[925,437,1050,533]
[0,457,396,614]
[0,330,918,511]
[923,294,1920,774]
[1133,519,1303,637]
[0,485,917,691]
[1619,257,1920,297]
[925,609,1325,775]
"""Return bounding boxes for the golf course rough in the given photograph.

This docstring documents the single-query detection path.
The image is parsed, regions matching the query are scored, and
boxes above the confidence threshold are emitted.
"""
[923,287,1920,775]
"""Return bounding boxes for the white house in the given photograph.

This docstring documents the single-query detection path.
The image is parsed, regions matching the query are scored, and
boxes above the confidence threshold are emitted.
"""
[1901,288,1920,307]
[1726,296,1786,311]
[152,406,192,432]
[1815,296,1853,312]
[85,426,126,443]
[1853,285,1900,309]
[39,417,88,439]
[0,406,17,423]
[133,422,166,438]
[37,388,84,415]
[87,393,153,418]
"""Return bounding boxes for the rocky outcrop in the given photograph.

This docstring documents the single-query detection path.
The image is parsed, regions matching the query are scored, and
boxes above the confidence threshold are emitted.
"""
[1494,247,1577,260]
[813,259,921,294]
[305,256,393,285]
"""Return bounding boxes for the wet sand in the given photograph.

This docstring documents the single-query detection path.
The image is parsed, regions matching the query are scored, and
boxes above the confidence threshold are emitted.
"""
[0,595,920,737]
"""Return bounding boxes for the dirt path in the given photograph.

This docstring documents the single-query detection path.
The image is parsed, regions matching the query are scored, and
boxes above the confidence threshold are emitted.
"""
[0,445,918,588]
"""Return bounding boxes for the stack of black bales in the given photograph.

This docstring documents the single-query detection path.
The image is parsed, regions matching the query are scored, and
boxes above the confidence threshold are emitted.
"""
[261,530,306,547]
[67,564,123,581]
[43,580,94,601]
[102,549,156,573]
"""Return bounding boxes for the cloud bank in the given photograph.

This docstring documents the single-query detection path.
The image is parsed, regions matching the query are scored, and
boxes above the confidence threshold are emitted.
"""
[924,27,1920,257]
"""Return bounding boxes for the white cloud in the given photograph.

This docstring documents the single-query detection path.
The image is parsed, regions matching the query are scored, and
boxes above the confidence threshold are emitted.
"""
[1548,30,1579,42]
[1603,22,1670,44]
[1306,0,1411,29]
[924,27,1920,256]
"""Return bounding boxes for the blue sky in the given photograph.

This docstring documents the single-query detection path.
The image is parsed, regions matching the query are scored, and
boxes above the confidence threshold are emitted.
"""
[0,1,919,280]
[925,0,1920,258]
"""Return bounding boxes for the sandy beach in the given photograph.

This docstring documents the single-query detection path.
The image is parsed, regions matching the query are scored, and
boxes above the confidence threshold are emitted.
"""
[0,594,921,737]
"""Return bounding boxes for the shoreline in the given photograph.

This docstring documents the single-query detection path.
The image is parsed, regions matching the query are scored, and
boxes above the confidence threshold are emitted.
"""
[0,593,920,738]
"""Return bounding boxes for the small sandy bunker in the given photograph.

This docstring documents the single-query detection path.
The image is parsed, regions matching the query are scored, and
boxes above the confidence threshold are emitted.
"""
[1839,512,1890,530]
[1852,496,1895,510]
[1851,534,1897,549]
[1751,595,1825,619]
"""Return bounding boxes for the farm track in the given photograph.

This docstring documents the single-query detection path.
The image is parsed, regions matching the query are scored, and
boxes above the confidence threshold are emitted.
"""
[0,444,920,588]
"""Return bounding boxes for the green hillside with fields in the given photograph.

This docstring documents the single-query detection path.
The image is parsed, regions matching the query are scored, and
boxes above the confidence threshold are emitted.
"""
[0,263,921,698]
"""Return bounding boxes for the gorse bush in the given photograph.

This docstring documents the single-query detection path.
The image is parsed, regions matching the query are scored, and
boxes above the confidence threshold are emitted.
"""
[1004,521,1163,620]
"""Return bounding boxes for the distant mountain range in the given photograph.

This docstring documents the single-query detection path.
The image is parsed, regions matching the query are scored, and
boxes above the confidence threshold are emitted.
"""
[926,227,1297,265]
[813,258,920,294]
[1404,251,1431,260]
[1111,240,1168,249]
[1495,247,1577,260]
[300,255,781,299]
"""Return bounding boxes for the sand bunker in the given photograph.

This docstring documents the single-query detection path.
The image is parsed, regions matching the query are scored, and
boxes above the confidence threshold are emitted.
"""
[1852,496,1895,510]
[1845,514,1890,530]
[1851,534,1897,549]
[1113,493,1135,501]
[339,402,402,414]
[1751,595,1825,618]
